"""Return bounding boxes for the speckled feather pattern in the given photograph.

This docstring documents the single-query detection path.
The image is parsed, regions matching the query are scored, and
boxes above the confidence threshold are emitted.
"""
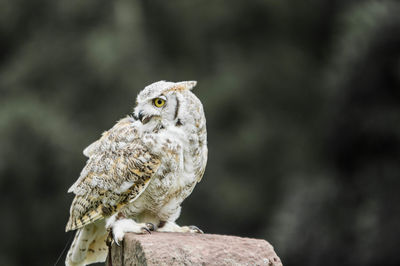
[65,117,161,231]
[65,80,207,266]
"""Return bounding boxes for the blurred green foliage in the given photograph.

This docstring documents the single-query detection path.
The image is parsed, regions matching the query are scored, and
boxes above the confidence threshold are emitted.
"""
[0,1,400,265]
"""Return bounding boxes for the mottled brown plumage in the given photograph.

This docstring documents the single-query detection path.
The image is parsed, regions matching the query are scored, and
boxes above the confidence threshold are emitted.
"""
[65,81,207,266]
[66,117,161,231]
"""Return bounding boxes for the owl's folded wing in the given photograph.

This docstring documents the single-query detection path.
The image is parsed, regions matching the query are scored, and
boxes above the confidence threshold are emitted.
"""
[65,117,161,232]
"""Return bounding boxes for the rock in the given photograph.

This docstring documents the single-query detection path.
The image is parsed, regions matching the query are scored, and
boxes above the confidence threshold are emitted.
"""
[107,232,282,266]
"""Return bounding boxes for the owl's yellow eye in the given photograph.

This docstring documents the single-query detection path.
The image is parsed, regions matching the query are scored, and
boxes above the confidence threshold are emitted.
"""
[153,98,166,107]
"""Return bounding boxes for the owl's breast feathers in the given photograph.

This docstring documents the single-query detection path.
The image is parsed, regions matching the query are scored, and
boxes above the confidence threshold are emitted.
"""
[65,117,161,232]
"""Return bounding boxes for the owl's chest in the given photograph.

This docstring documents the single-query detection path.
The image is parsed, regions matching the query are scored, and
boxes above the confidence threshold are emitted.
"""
[140,149,198,210]
[124,135,201,218]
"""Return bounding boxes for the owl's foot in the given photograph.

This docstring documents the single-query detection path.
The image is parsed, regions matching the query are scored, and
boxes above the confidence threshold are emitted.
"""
[157,221,204,233]
[108,218,153,245]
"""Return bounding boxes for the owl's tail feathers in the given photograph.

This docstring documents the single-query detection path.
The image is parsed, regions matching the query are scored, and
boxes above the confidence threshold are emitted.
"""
[66,204,105,232]
[65,228,88,266]
[65,223,108,266]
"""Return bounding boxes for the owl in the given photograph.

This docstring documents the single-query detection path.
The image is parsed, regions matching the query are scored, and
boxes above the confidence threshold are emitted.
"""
[65,81,207,266]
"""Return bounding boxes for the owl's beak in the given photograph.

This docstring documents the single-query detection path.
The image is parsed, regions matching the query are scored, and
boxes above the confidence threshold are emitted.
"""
[138,111,145,122]
[137,110,152,125]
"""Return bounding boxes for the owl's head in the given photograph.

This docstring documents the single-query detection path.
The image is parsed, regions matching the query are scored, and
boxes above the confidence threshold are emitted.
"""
[133,81,205,131]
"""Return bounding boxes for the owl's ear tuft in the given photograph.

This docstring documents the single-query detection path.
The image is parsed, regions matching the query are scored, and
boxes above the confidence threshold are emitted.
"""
[177,81,197,90]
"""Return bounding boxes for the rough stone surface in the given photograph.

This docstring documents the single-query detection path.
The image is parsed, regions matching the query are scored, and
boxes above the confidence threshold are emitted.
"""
[107,232,283,266]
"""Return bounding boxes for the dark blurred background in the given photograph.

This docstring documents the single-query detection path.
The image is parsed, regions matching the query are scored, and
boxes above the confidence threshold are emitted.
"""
[1,0,400,265]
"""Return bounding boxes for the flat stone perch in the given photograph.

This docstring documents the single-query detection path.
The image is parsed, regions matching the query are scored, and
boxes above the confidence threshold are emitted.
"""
[107,232,282,265]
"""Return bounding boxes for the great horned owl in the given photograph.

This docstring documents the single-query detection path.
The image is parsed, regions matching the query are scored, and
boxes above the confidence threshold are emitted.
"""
[65,81,207,266]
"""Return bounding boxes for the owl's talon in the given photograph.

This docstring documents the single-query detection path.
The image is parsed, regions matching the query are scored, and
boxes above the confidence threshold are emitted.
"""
[188,225,204,234]
[113,232,123,246]
[146,222,157,231]
[141,226,151,234]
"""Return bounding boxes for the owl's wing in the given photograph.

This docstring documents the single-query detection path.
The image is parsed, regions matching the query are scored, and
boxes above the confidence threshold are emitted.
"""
[65,117,161,232]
